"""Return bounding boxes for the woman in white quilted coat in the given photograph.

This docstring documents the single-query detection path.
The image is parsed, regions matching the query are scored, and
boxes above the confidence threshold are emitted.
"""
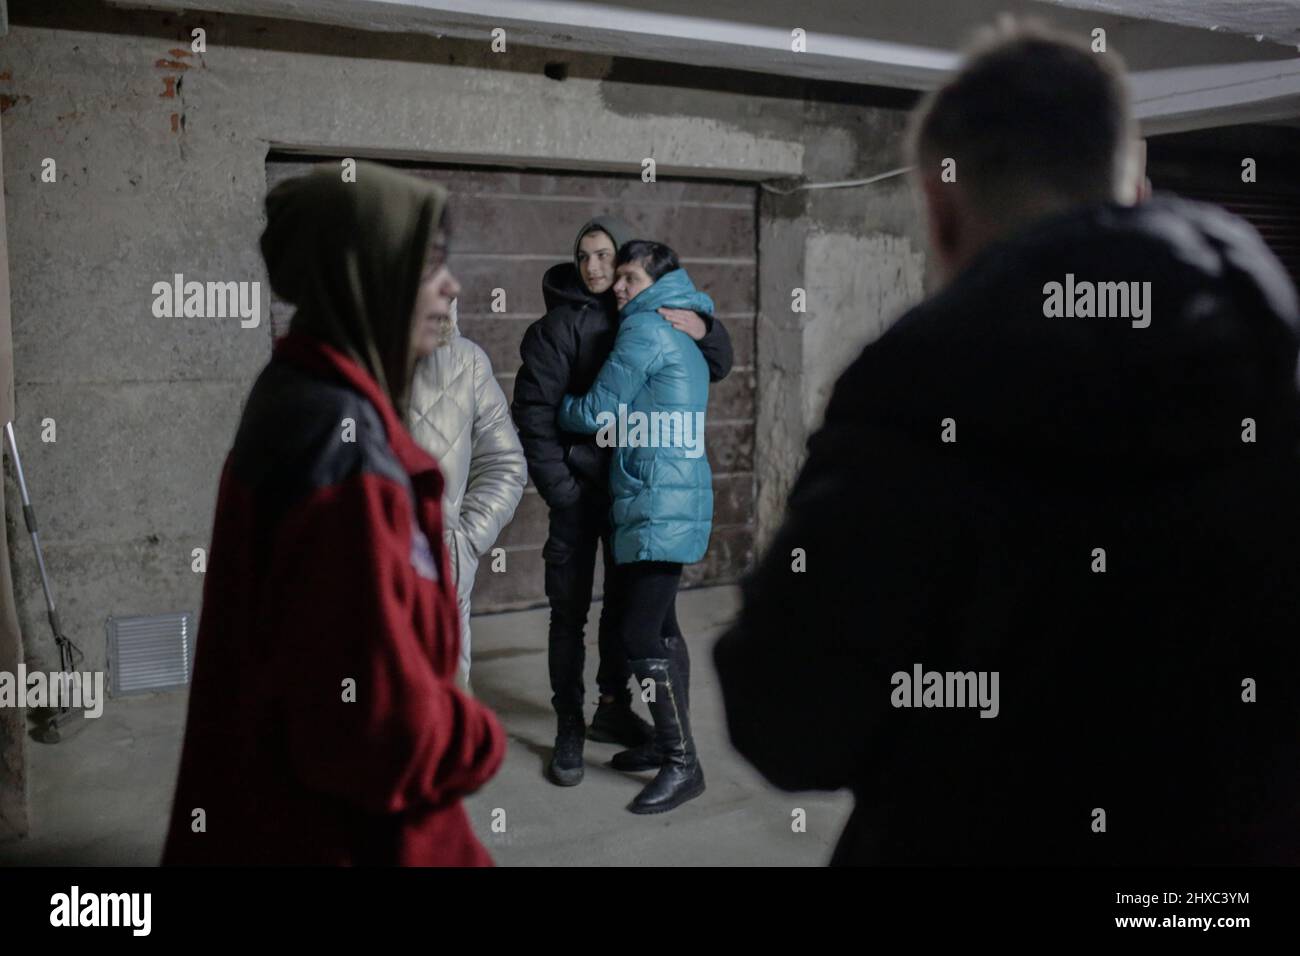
[409,301,527,692]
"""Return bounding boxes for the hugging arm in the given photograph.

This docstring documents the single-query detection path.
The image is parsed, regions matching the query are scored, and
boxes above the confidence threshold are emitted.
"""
[696,312,733,382]
[659,308,733,382]
[558,320,666,434]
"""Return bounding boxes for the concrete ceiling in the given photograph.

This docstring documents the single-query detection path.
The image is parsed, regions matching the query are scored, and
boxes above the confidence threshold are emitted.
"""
[110,0,1300,133]
[1044,0,1300,48]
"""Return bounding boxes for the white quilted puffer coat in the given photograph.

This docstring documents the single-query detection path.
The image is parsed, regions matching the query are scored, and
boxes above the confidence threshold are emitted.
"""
[408,314,526,687]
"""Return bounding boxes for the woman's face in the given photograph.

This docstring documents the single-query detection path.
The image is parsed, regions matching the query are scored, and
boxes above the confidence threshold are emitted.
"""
[612,261,653,309]
[410,227,461,359]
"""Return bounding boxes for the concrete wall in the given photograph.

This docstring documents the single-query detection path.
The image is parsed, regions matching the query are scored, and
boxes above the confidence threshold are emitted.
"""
[1,110,32,842]
[755,104,928,543]
[0,0,927,832]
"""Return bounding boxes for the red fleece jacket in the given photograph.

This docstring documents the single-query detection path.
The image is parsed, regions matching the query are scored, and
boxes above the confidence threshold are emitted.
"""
[163,333,505,866]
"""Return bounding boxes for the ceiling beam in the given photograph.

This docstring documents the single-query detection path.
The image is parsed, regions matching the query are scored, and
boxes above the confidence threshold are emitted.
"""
[109,0,1300,132]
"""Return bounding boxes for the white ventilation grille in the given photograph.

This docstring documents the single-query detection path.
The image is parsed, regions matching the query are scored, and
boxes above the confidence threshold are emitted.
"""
[105,612,196,696]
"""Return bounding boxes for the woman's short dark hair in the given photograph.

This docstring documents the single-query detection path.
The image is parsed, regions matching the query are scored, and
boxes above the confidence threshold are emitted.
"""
[615,240,679,281]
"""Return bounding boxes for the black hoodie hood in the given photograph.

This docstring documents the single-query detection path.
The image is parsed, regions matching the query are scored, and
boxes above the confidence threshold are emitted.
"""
[825,194,1300,472]
[542,261,605,314]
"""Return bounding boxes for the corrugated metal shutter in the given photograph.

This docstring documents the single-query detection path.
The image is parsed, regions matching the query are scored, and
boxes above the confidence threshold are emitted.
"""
[1162,185,1300,290]
[1147,125,1300,291]
[264,156,757,612]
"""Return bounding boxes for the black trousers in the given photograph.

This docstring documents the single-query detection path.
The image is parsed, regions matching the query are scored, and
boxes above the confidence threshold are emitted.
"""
[544,490,629,717]
[611,560,684,662]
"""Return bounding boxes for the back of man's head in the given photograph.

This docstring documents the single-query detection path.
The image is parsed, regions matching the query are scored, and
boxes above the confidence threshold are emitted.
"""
[908,20,1139,278]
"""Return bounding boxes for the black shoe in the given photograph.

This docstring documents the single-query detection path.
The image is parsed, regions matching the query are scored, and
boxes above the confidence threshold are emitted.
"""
[546,715,585,786]
[589,691,654,748]
[626,658,705,814]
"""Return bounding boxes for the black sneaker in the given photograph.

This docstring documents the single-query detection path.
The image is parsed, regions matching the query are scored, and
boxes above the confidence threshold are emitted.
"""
[546,715,586,786]
[589,694,654,748]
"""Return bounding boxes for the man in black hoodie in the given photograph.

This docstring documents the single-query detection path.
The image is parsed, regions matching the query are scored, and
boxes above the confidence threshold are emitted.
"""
[513,215,733,785]
[715,22,1300,864]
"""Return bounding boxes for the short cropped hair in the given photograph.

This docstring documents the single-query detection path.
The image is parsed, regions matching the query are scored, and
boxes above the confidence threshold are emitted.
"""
[616,240,680,281]
[907,19,1136,218]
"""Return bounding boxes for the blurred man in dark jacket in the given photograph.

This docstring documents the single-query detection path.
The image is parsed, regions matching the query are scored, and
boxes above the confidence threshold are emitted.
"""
[715,22,1300,865]
[513,216,732,785]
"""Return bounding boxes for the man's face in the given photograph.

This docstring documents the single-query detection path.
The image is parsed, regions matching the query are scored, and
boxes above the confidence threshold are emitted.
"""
[577,230,617,295]
[410,228,462,358]
[612,261,653,309]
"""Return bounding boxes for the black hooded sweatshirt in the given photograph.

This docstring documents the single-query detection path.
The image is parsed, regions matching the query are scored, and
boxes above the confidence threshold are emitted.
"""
[513,257,734,511]
[714,195,1300,865]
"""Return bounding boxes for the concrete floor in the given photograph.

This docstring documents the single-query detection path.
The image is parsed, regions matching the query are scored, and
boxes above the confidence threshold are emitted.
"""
[0,585,851,866]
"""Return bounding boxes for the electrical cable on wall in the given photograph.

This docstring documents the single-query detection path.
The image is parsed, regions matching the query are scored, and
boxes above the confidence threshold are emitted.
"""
[760,165,914,194]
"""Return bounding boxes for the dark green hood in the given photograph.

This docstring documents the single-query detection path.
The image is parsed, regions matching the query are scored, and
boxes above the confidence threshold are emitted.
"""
[260,161,446,417]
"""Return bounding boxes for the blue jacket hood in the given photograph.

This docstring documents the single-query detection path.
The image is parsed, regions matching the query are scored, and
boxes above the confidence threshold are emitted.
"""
[620,268,715,320]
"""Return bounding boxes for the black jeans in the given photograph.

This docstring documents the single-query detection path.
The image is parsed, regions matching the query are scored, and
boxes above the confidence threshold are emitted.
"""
[611,560,684,662]
[545,488,629,718]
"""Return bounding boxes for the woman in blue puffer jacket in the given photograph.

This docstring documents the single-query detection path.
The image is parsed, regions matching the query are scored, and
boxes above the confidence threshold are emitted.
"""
[558,240,713,814]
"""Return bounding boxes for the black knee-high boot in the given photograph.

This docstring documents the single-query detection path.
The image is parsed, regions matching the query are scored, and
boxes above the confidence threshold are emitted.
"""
[610,635,689,772]
[626,656,705,813]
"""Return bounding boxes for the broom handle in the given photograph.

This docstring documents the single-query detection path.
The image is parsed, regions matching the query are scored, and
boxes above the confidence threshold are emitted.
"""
[5,423,80,687]
[4,421,62,623]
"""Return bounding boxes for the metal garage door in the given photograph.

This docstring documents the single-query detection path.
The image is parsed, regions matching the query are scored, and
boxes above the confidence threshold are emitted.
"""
[265,156,757,612]
[1148,126,1300,290]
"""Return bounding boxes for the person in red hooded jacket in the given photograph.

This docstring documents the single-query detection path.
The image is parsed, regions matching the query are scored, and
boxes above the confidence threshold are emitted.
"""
[163,161,505,866]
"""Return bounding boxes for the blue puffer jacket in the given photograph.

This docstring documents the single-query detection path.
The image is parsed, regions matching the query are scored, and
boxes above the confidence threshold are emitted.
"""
[559,269,714,564]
